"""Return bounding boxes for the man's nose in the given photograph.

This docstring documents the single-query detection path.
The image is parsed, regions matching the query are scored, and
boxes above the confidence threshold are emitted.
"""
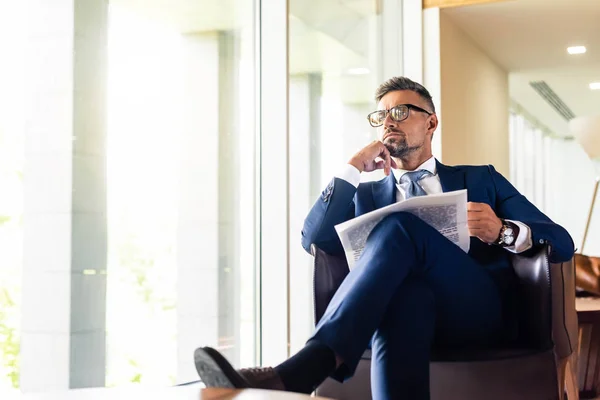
[383,112,397,128]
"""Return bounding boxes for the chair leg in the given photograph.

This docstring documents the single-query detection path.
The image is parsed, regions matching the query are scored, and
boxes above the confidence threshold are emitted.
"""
[565,353,580,400]
[558,356,567,400]
[558,354,580,400]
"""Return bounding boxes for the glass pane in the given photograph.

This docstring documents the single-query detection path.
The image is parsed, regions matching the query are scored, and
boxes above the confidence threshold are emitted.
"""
[288,0,388,353]
[106,0,257,386]
[0,2,25,392]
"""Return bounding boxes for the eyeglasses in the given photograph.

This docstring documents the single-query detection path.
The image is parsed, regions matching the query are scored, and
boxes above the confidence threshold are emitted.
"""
[367,104,433,127]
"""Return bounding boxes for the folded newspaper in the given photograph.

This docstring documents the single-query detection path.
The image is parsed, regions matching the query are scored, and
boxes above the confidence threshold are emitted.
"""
[334,189,470,269]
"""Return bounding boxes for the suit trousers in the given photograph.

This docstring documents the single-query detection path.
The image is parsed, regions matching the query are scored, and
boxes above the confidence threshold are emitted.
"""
[309,212,505,400]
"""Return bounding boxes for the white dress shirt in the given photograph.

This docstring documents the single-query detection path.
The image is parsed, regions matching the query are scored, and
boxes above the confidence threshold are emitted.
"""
[335,156,533,254]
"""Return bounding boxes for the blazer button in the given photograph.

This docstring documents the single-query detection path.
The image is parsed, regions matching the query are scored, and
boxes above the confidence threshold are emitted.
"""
[538,239,545,244]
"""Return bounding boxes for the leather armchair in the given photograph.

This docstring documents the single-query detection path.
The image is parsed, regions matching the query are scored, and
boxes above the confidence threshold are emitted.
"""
[311,244,579,400]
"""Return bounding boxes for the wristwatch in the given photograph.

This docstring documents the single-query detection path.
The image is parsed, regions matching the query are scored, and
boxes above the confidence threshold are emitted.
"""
[496,220,519,247]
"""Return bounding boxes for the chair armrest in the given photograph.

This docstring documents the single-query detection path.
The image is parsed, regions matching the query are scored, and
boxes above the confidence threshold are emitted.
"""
[311,244,350,324]
[510,245,577,358]
[550,257,577,359]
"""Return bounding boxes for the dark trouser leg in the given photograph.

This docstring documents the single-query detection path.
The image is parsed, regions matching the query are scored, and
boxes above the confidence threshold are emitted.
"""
[371,279,435,400]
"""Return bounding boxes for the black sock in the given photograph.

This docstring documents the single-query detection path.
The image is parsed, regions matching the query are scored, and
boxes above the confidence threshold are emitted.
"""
[274,340,337,394]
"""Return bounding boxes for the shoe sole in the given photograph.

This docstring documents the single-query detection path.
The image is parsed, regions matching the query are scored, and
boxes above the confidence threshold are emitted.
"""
[194,347,249,389]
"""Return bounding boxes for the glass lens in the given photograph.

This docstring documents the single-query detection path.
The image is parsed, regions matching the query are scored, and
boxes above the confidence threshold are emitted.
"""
[390,105,409,121]
[369,110,386,126]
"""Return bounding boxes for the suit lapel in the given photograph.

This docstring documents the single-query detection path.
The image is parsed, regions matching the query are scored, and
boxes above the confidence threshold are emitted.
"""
[372,173,396,209]
[436,160,466,193]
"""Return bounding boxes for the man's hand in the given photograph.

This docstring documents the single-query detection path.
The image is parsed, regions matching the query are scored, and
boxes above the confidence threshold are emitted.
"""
[349,140,398,176]
[467,202,503,244]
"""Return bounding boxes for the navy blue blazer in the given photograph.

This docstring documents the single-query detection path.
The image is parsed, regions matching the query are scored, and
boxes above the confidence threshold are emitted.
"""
[301,161,574,269]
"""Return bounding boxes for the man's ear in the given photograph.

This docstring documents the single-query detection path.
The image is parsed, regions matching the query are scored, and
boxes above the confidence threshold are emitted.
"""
[428,114,438,132]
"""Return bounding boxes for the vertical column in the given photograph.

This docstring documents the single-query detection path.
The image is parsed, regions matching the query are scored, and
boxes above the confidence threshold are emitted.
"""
[423,7,443,158]
[260,0,289,365]
[69,0,108,389]
[177,33,220,383]
[377,0,403,83]
[177,30,244,381]
[308,74,323,199]
[21,0,108,392]
[289,74,321,355]
[235,22,258,369]
[217,31,241,366]
[402,0,424,82]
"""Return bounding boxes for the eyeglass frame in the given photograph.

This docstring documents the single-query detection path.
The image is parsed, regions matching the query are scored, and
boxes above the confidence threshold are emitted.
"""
[367,104,433,127]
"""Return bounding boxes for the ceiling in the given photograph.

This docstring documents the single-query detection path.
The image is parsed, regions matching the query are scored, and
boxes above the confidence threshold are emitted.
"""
[443,0,600,136]
[110,0,374,74]
[111,0,377,103]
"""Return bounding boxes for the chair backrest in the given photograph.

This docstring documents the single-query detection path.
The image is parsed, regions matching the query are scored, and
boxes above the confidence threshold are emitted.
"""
[311,244,349,324]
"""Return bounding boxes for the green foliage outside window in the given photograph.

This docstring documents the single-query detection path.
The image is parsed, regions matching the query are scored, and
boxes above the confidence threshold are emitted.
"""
[0,215,20,389]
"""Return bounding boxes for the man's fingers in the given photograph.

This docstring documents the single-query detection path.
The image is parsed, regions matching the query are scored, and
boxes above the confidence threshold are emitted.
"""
[468,218,500,243]
[374,160,385,170]
[468,219,494,228]
[467,202,492,212]
[390,158,398,169]
[379,144,392,175]
[383,146,392,176]
[467,211,486,221]
[467,202,484,211]
[467,213,493,222]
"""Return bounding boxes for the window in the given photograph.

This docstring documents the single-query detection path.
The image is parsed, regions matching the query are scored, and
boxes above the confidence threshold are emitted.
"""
[3,0,406,391]
[288,0,401,354]
[5,0,258,391]
[106,1,258,385]
[0,2,25,392]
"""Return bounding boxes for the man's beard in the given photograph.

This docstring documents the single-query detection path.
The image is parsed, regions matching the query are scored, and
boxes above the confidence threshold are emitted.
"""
[383,136,420,158]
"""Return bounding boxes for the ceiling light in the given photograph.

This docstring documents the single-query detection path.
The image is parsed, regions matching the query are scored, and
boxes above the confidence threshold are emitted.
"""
[590,82,600,90]
[567,46,587,55]
[346,67,370,75]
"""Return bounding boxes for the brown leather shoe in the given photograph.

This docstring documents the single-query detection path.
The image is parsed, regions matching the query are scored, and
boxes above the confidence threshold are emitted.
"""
[194,347,285,391]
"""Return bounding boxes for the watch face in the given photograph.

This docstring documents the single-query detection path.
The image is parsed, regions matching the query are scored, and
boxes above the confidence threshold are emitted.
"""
[504,234,515,245]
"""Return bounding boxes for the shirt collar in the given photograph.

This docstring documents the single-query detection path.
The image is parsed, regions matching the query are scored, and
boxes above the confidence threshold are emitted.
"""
[392,156,437,183]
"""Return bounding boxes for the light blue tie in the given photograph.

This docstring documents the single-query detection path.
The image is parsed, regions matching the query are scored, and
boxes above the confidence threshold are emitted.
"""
[399,170,432,198]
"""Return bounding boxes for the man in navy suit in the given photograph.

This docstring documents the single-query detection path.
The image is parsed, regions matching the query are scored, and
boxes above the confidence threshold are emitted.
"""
[194,77,574,399]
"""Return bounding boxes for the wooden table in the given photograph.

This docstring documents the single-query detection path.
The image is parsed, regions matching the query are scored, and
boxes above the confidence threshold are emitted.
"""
[577,297,600,399]
[200,388,332,399]
[15,385,333,400]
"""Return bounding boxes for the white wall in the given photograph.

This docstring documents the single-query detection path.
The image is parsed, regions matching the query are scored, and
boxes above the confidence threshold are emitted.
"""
[434,11,510,175]
[423,8,509,176]
[423,8,510,176]
[509,111,600,257]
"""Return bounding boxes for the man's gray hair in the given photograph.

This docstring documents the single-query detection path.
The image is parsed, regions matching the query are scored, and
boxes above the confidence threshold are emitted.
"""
[374,76,436,114]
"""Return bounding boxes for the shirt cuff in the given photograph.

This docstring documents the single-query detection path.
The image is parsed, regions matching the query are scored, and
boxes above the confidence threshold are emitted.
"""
[334,164,361,188]
[504,220,533,254]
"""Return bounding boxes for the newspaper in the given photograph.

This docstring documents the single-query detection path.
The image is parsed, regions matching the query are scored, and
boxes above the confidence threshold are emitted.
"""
[334,189,469,269]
